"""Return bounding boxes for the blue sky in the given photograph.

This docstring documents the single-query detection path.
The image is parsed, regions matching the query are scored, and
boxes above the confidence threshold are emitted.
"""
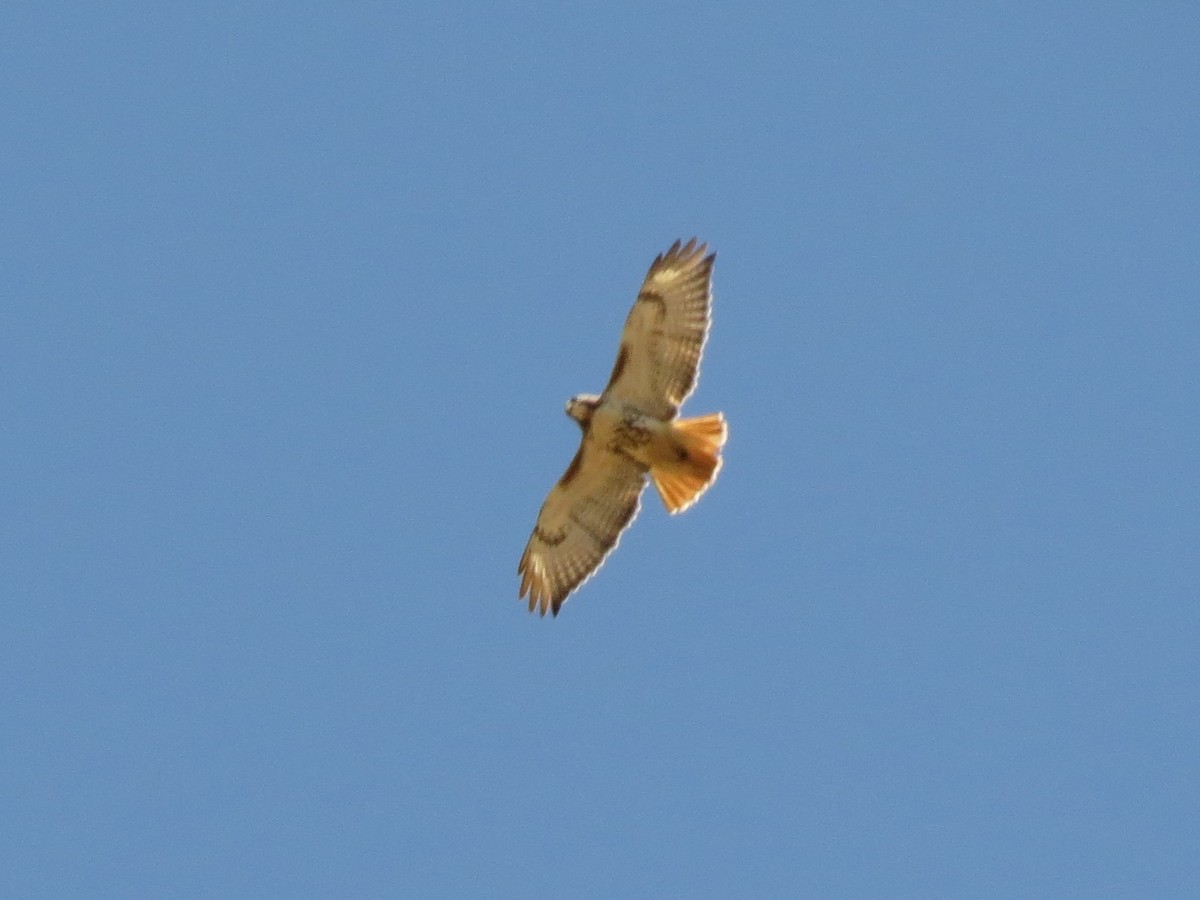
[4,3,1198,897]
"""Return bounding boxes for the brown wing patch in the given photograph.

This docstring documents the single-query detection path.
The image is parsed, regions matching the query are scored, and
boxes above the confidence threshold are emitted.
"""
[559,446,585,488]
[604,343,629,394]
[530,525,567,546]
[636,289,666,312]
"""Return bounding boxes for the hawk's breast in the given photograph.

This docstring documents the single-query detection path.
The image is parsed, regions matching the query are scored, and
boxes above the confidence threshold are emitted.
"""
[591,401,670,468]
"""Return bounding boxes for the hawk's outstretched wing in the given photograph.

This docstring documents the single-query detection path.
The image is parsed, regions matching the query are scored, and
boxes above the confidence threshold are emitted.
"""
[518,440,648,616]
[602,238,715,419]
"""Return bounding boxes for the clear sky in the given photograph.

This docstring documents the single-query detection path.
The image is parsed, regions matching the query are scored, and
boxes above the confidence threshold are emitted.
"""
[4,4,1198,897]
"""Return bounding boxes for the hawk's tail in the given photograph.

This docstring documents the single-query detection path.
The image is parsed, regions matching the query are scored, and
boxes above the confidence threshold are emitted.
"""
[651,413,728,514]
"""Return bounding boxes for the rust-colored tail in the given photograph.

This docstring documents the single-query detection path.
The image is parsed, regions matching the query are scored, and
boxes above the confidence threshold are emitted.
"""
[651,413,728,514]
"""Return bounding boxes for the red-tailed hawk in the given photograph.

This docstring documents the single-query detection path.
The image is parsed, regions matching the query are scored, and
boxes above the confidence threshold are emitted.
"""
[518,239,728,616]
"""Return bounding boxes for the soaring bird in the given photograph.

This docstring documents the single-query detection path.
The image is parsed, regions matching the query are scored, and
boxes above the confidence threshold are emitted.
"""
[518,239,728,616]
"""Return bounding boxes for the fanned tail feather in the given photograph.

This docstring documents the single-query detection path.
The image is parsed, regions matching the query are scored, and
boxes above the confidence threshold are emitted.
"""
[651,413,728,514]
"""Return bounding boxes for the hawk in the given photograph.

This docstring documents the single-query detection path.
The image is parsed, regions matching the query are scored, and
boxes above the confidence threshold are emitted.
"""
[518,239,728,616]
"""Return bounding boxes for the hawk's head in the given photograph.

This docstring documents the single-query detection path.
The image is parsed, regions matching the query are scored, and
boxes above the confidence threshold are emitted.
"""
[565,394,600,429]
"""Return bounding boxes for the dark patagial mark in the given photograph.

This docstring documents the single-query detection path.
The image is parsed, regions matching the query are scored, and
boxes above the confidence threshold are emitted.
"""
[606,343,629,388]
[559,447,584,488]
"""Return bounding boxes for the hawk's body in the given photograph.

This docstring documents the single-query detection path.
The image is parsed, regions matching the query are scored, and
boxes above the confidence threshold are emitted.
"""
[518,239,728,616]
